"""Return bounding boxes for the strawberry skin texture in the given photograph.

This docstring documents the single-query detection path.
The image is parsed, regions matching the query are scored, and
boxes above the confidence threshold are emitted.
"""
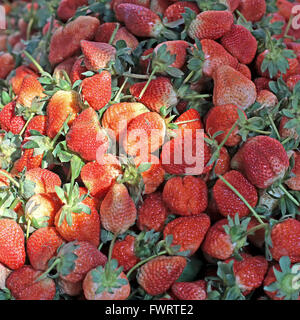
[130,77,178,113]
[0,219,25,270]
[163,214,211,255]
[27,227,65,271]
[231,135,289,189]
[6,265,56,300]
[202,219,234,260]
[270,219,300,263]
[81,155,122,198]
[12,149,43,173]
[162,176,208,216]
[221,24,258,65]
[112,235,140,272]
[188,11,234,40]
[213,65,257,110]
[116,4,163,38]
[46,90,81,139]
[171,280,207,300]
[0,101,25,134]
[137,192,168,232]
[100,183,137,234]
[174,108,203,135]
[137,255,187,295]
[81,71,112,111]
[163,1,200,23]
[66,107,109,161]
[238,0,266,22]
[213,170,258,218]
[49,16,100,66]
[57,0,88,21]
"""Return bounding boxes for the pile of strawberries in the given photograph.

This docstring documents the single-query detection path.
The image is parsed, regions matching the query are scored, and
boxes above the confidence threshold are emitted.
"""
[0,0,299,301]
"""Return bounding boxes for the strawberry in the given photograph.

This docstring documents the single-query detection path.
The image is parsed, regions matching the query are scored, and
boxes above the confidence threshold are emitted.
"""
[171,280,207,300]
[286,75,300,91]
[66,107,109,161]
[95,22,120,43]
[70,57,87,84]
[25,168,62,194]
[221,24,257,65]
[162,176,208,216]
[121,111,166,156]
[213,170,258,218]
[10,66,38,95]
[139,48,154,73]
[0,101,25,134]
[231,136,289,189]
[279,116,299,140]
[49,16,100,66]
[130,77,178,113]
[0,52,15,79]
[163,1,200,23]
[188,11,234,40]
[202,219,235,260]
[80,155,122,198]
[254,77,271,93]
[213,65,257,110]
[46,90,81,139]
[112,0,150,15]
[25,193,62,228]
[100,183,137,234]
[163,214,210,255]
[237,0,266,22]
[0,219,25,270]
[137,192,168,232]
[236,63,252,79]
[137,255,187,295]
[23,115,47,145]
[173,108,203,136]
[205,104,245,147]
[6,266,56,300]
[80,71,112,110]
[53,56,77,80]
[57,278,83,296]
[213,147,231,176]
[256,90,278,108]
[12,149,43,173]
[80,40,116,72]
[270,219,300,263]
[150,0,171,15]
[112,235,140,272]
[27,227,65,271]
[102,102,149,141]
[57,0,89,21]
[247,217,266,248]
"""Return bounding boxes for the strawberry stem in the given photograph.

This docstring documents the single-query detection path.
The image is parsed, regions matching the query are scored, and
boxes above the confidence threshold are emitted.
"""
[282,137,292,145]
[284,14,293,39]
[122,72,152,80]
[183,70,195,84]
[0,170,20,188]
[26,219,31,240]
[9,197,20,210]
[108,24,120,45]
[243,126,271,135]
[50,113,73,147]
[19,113,34,136]
[217,174,265,225]
[36,258,61,282]
[279,184,300,206]
[23,51,45,75]
[138,66,158,100]
[185,94,211,99]
[244,223,268,237]
[267,114,281,140]
[26,18,34,41]
[113,76,129,102]
[174,118,200,125]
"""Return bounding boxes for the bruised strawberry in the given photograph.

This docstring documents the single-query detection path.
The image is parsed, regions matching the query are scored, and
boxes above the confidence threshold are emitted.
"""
[237,0,266,22]
[163,1,200,23]
[256,90,278,108]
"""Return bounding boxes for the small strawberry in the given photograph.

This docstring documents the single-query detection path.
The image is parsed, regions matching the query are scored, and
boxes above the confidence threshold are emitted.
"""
[57,0,89,21]
[237,0,266,22]
[53,57,77,80]
[163,1,200,23]
[137,192,168,232]
[0,101,26,135]
[10,66,38,95]
[137,255,187,295]
[171,280,207,300]
[162,176,208,216]
[27,227,65,271]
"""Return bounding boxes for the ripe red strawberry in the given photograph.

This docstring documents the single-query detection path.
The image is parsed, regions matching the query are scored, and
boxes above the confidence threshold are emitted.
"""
[80,71,112,111]
[213,65,257,110]
[163,1,200,23]
[231,135,289,189]
[12,149,43,173]
[116,4,164,37]
[188,11,234,40]
[66,107,109,161]
[173,108,203,136]
[154,41,189,70]
[130,77,178,113]
[237,0,266,22]
[286,75,300,91]
[236,63,252,79]
[25,193,62,228]
[171,280,207,300]
[25,168,62,194]
[102,102,149,142]
[225,253,268,294]
[27,227,65,271]
[0,219,25,270]
[202,219,235,260]
[49,16,100,66]
[81,155,122,198]
[139,48,154,73]
[6,265,56,300]
[100,183,137,234]
[122,112,166,156]
[270,219,300,263]
[137,192,168,232]
[0,52,15,79]
[213,147,231,176]
[57,0,88,21]
[162,176,208,216]
[137,255,187,295]
[46,90,81,139]
[112,235,140,272]
[80,40,116,72]
[213,170,258,218]
[0,101,25,134]
[112,0,150,13]
[70,57,87,84]
[205,104,245,147]
[254,77,271,93]
[95,22,120,43]
[163,214,210,255]
[221,24,257,65]
[23,114,47,146]
[256,90,278,108]
[10,66,38,95]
